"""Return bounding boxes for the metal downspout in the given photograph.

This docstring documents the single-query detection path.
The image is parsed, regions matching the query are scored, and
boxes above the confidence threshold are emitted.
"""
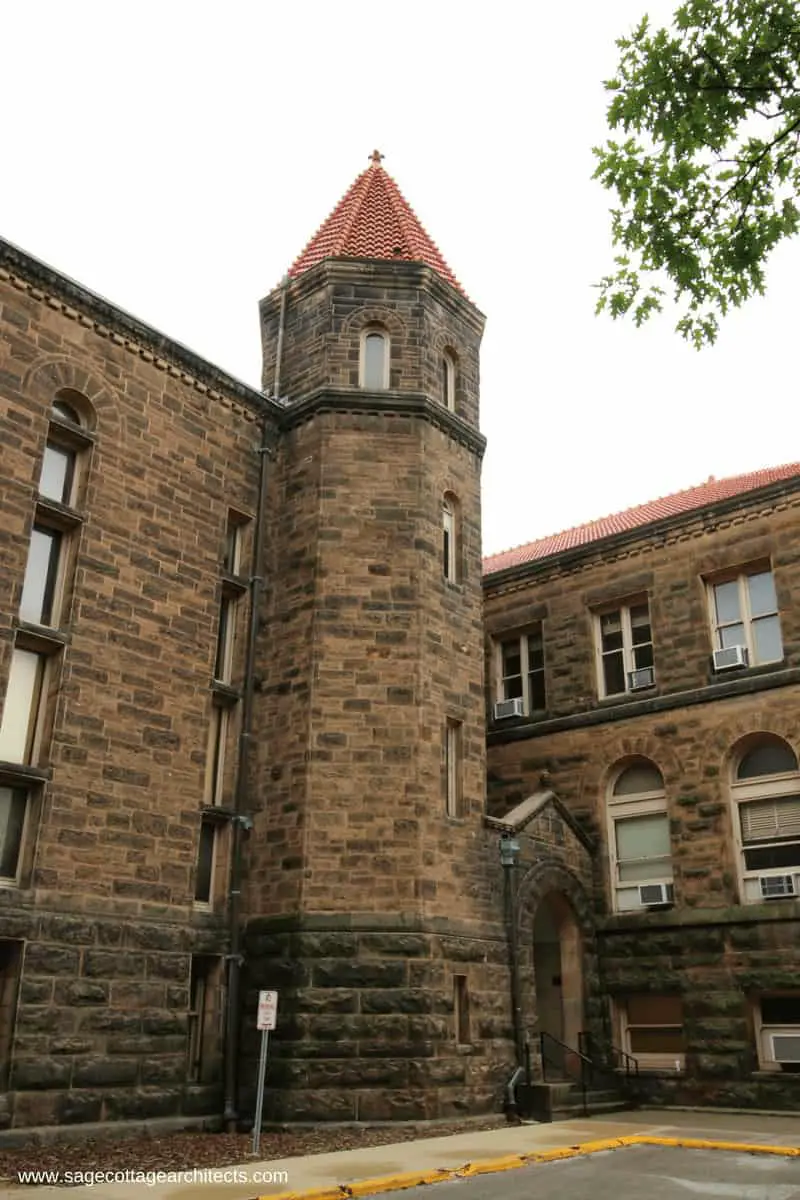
[504,855,525,1118]
[223,277,289,1130]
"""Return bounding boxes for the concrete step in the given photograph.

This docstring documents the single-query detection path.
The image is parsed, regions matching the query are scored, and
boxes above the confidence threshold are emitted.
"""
[552,1099,633,1118]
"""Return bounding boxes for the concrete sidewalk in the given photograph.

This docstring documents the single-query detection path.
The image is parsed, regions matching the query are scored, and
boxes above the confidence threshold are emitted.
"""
[1,1109,799,1200]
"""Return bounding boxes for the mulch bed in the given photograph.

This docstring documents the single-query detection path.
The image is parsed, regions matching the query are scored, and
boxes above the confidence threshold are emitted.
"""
[0,1118,507,1187]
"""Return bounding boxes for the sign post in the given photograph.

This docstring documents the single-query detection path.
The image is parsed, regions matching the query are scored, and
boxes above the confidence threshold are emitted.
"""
[251,990,278,1157]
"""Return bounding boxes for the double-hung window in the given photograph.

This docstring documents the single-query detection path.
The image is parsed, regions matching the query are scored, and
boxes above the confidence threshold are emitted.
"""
[497,629,546,715]
[709,568,782,667]
[731,736,800,904]
[596,601,654,698]
[607,760,673,912]
[619,994,686,1070]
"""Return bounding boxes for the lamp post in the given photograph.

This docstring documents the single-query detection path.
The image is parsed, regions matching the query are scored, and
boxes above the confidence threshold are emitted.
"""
[500,832,524,1067]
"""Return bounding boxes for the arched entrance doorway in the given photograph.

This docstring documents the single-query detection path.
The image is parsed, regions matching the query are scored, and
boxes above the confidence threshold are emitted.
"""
[532,891,583,1050]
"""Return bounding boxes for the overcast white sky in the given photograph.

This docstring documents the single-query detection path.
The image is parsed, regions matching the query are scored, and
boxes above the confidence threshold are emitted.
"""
[3,1,797,556]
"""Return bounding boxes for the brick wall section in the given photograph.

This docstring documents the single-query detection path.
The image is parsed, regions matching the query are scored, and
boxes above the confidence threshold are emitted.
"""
[0,262,264,1128]
[484,487,800,1106]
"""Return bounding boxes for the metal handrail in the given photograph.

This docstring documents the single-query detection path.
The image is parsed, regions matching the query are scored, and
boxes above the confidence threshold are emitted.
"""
[578,1031,640,1079]
[539,1031,593,1115]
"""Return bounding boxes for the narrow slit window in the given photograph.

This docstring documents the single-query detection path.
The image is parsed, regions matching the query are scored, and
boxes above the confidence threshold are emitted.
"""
[442,353,456,412]
[442,500,457,582]
[454,974,471,1044]
[205,707,228,806]
[445,720,463,817]
[194,819,216,905]
[213,597,235,683]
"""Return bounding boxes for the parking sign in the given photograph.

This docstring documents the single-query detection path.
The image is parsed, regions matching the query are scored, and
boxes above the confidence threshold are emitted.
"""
[257,990,278,1031]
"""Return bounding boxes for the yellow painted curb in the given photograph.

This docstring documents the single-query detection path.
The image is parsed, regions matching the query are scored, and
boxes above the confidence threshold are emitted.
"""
[257,1133,800,1200]
[624,1134,800,1157]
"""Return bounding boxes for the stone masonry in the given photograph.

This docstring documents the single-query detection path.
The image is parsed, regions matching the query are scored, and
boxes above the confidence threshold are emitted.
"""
[3,152,800,1134]
[485,479,800,1110]
[0,243,272,1129]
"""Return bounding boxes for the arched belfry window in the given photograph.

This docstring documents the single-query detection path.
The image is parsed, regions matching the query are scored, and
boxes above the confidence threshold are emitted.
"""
[360,328,389,390]
[442,352,456,412]
[730,734,800,903]
[607,758,673,912]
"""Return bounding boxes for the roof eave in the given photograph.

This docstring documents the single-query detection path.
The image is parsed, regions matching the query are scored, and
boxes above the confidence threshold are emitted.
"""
[482,473,800,588]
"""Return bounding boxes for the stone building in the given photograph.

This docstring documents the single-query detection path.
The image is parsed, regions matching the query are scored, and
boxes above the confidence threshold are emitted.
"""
[484,468,800,1110]
[0,151,799,1133]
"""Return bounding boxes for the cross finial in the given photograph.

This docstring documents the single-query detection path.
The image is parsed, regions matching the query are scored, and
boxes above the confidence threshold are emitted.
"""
[369,149,384,166]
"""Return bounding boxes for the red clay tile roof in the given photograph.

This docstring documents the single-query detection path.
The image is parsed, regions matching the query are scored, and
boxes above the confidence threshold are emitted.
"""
[288,151,465,294]
[483,463,800,576]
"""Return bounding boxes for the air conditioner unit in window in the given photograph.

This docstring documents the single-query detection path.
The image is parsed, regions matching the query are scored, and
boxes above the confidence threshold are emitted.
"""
[494,697,525,721]
[713,645,748,671]
[639,882,675,907]
[628,666,655,691]
[770,1033,800,1064]
[759,874,797,900]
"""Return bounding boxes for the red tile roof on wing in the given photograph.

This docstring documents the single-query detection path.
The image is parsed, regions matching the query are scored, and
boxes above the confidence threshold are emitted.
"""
[288,151,465,295]
[483,463,800,576]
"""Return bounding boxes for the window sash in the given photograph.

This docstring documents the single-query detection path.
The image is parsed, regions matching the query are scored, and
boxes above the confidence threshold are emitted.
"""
[445,722,461,817]
[741,796,800,843]
[222,523,242,575]
[363,333,388,389]
[628,1026,686,1054]
[597,603,653,697]
[499,630,546,714]
[622,996,685,1058]
[761,996,800,1025]
[442,506,456,581]
[0,650,46,764]
[205,708,228,806]
[39,443,76,506]
[0,788,27,881]
[442,355,455,411]
[19,525,63,627]
[187,960,209,1080]
[710,571,782,665]
[614,812,672,883]
[194,820,216,904]
[213,597,235,683]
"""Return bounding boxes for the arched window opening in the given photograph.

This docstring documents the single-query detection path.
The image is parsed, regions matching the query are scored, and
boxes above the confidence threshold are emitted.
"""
[613,762,664,797]
[361,329,389,390]
[442,352,456,412]
[731,735,800,903]
[737,738,798,781]
[607,758,672,913]
[52,389,84,426]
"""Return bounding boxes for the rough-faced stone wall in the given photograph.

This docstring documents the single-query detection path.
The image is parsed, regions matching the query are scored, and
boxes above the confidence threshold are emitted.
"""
[484,484,800,1108]
[244,264,505,1122]
[0,251,264,1129]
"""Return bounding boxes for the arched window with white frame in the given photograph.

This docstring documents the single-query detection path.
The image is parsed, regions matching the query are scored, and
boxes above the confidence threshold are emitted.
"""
[730,735,800,903]
[441,351,456,412]
[607,759,673,912]
[360,327,389,390]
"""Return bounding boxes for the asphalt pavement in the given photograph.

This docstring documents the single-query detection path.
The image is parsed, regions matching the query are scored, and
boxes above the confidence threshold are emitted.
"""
[374,1146,800,1200]
[1,1109,798,1200]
